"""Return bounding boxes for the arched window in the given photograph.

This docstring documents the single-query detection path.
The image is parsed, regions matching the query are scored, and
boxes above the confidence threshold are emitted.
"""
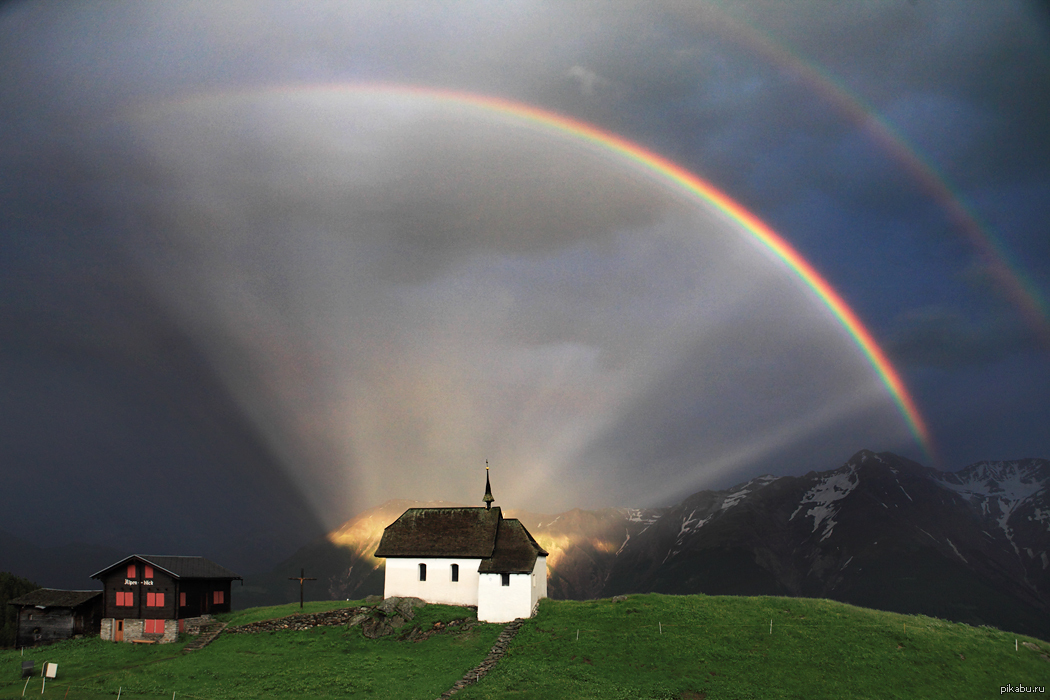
[418,563,427,581]
[451,563,459,582]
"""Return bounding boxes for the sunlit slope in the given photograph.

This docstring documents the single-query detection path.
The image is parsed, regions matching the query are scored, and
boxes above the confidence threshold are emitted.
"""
[239,500,665,606]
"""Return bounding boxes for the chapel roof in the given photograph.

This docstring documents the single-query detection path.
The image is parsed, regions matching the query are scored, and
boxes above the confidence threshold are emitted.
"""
[477,518,549,574]
[90,555,242,581]
[6,589,101,609]
[374,507,502,558]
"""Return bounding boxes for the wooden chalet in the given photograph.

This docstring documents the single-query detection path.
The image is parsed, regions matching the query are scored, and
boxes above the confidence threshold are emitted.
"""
[6,589,103,648]
[91,555,241,643]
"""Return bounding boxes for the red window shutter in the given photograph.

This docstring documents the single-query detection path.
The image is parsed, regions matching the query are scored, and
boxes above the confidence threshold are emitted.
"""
[127,591,133,606]
[144,620,152,634]
[147,592,154,607]
[213,590,224,605]
[115,592,123,606]
[157,592,164,607]
[127,564,136,578]
[144,565,153,578]
[180,592,186,607]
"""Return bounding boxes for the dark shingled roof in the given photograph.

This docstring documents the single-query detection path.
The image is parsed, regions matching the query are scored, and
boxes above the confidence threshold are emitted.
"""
[7,589,101,609]
[91,555,242,581]
[374,507,502,558]
[478,518,549,574]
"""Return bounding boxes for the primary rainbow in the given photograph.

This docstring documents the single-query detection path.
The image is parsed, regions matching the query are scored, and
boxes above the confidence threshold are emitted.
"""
[166,83,935,459]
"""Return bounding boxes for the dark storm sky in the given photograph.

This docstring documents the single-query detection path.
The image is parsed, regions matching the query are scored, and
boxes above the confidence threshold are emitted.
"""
[1,0,1048,573]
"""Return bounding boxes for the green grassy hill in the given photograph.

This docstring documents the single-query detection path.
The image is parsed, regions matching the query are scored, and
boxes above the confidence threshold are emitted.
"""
[2,595,1047,699]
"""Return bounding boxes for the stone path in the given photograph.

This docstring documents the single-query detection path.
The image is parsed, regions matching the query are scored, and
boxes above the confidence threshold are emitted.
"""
[182,621,226,652]
[225,607,371,634]
[438,618,524,699]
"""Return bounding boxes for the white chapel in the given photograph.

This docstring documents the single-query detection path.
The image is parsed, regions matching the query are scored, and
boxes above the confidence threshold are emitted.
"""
[373,468,548,623]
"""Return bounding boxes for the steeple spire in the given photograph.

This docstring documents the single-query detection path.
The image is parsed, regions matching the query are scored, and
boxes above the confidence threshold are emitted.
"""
[483,460,494,509]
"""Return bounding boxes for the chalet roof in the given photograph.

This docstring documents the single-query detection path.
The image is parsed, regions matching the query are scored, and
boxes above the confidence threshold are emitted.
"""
[477,518,549,574]
[90,555,242,581]
[374,507,502,558]
[7,589,101,609]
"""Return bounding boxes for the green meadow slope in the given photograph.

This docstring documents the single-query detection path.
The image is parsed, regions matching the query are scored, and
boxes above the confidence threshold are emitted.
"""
[2,596,1047,699]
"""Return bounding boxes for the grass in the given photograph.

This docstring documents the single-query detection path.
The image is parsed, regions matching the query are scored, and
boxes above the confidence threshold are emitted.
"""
[2,594,1047,699]
[457,595,1050,699]
[0,600,500,699]
[216,599,366,627]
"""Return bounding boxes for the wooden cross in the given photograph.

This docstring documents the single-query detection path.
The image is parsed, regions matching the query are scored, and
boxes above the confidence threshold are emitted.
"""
[288,568,317,609]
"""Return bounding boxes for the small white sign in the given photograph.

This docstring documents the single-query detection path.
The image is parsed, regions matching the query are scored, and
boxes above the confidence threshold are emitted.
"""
[45,663,57,679]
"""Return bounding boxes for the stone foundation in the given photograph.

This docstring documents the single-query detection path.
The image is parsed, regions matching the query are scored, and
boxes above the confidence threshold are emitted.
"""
[180,614,214,635]
[100,618,179,644]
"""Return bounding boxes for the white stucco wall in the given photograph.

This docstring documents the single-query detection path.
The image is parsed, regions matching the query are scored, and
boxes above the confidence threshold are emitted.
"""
[478,572,533,623]
[530,555,547,613]
[383,558,481,606]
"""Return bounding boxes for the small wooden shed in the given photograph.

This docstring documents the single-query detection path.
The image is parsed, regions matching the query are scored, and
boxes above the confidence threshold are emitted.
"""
[7,589,103,648]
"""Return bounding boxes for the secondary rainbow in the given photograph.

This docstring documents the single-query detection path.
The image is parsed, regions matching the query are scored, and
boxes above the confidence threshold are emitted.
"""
[708,8,1050,348]
[158,83,935,459]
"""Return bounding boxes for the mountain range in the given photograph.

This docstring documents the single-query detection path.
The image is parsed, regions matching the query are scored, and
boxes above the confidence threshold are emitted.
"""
[3,450,1047,638]
[238,450,1050,638]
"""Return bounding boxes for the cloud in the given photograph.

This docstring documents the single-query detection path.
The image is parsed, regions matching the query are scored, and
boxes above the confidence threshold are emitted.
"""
[565,65,611,96]
[1,0,1044,556]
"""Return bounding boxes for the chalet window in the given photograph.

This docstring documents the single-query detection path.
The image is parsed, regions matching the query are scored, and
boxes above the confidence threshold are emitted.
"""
[180,592,186,607]
[116,591,133,606]
[419,563,426,582]
[451,563,459,582]
[213,590,224,605]
[147,592,165,607]
[144,619,165,634]
[144,565,154,578]
[501,573,510,587]
[127,564,136,578]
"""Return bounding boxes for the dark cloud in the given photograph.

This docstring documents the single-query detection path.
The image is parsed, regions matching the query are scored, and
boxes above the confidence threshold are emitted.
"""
[0,0,1047,568]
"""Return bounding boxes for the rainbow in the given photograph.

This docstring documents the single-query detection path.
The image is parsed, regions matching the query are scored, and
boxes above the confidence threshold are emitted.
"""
[709,9,1050,348]
[155,84,935,460]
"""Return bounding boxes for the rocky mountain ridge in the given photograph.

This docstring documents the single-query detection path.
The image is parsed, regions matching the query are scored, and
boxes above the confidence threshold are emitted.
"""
[240,450,1050,637]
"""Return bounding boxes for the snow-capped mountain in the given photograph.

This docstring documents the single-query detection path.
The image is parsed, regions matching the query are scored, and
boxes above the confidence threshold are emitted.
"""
[240,450,1050,638]
[602,450,1050,638]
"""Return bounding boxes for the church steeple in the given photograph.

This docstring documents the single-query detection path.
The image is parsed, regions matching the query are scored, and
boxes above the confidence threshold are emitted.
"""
[483,460,494,509]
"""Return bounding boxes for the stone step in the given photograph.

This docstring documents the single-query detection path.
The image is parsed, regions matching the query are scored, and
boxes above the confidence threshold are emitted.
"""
[182,622,226,652]
[437,618,525,699]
